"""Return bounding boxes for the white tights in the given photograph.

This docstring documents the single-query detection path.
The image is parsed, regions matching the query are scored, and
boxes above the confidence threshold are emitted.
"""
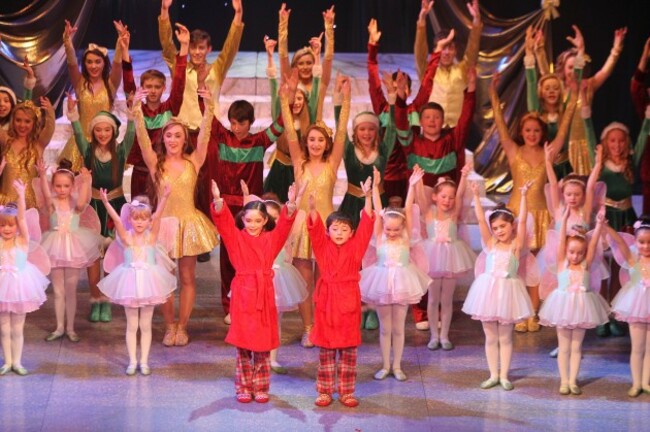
[556,328,586,386]
[51,267,80,334]
[0,312,26,368]
[270,312,283,366]
[629,323,650,390]
[428,278,456,342]
[482,321,514,381]
[124,306,155,366]
[377,304,409,371]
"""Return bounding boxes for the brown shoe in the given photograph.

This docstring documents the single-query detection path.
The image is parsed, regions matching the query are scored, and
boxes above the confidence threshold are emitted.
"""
[162,323,177,347]
[527,316,541,332]
[175,326,189,346]
[514,321,528,333]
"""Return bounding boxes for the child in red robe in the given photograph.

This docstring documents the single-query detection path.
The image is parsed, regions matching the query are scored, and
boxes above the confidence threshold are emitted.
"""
[307,176,375,408]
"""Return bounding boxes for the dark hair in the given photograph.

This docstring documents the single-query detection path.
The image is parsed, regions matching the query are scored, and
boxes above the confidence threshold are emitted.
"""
[635,215,650,235]
[392,71,412,93]
[190,29,211,47]
[140,69,166,86]
[81,49,114,108]
[488,202,515,224]
[52,158,76,183]
[325,211,354,231]
[228,100,255,124]
[0,89,16,126]
[235,201,276,231]
[419,102,445,118]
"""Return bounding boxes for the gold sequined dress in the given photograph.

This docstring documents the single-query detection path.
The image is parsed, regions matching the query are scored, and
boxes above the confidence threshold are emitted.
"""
[293,163,336,260]
[0,147,39,208]
[508,148,550,251]
[58,82,114,171]
[161,159,218,258]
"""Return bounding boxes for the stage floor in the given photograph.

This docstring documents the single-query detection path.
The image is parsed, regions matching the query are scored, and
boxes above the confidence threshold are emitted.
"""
[1,250,646,432]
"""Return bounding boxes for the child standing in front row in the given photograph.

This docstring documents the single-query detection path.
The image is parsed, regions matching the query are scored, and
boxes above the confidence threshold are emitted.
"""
[538,207,609,396]
[462,181,534,391]
[97,186,176,376]
[361,166,431,382]
[210,180,298,404]
[0,179,50,376]
[308,176,375,408]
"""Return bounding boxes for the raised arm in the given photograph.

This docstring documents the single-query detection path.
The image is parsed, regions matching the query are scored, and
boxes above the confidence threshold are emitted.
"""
[548,79,578,157]
[13,180,29,245]
[329,77,350,170]
[66,93,90,158]
[100,187,129,243]
[279,79,303,169]
[470,181,491,246]
[74,167,92,214]
[452,161,471,220]
[371,166,384,238]
[193,88,216,171]
[321,5,335,89]
[544,142,560,213]
[367,19,388,115]
[405,166,425,239]
[63,20,82,87]
[489,73,517,163]
[631,38,650,118]
[459,0,482,77]
[210,0,244,87]
[158,0,178,72]
[37,97,55,151]
[605,224,634,266]
[132,101,158,177]
[16,55,36,101]
[586,208,605,267]
[278,3,291,79]
[557,205,570,263]
[591,27,627,92]
[515,181,532,254]
[583,145,603,217]
[36,160,53,215]
[633,106,650,169]
[524,26,540,112]
[413,0,433,81]
[109,21,126,92]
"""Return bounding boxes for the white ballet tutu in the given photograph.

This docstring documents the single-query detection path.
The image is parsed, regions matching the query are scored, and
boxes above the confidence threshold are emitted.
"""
[273,264,308,312]
[41,228,102,268]
[462,274,533,324]
[97,263,176,308]
[611,281,650,324]
[0,262,49,314]
[539,288,610,329]
[360,263,431,305]
[423,239,476,278]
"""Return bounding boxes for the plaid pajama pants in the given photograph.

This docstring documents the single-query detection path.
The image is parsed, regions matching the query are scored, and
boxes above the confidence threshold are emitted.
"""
[316,347,358,395]
[235,348,271,395]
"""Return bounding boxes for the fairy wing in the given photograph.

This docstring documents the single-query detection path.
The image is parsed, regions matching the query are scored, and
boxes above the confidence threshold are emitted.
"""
[103,238,125,274]
[157,217,180,255]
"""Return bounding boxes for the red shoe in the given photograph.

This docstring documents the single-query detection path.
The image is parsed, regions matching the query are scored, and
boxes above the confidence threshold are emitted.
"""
[339,393,359,408]
[236,393,253,403]
[254,393,270,403]
[314,393,333,407]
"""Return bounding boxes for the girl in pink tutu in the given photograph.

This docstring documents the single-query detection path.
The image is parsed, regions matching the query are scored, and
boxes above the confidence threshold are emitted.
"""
[240,181,309,375]
[38,160,102,343]
[462,181,534,391]
[97,187,176,376]
[417,161,476,351]
[606,217,650,397]
[360,167,431,381]
[538,207,609,396]
[0,179,50,376]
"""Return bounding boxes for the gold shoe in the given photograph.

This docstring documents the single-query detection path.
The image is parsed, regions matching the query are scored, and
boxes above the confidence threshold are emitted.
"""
[175,326,189,346]
[514,321,528,333]
[527,316,541,332]
[162,323,177,347]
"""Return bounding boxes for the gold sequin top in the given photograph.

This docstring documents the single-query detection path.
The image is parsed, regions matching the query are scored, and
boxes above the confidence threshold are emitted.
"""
[0,147,39,208]
[58,81,114,171]
[509,148,550,251]
[292,163,336,259]
[161,159,218,258]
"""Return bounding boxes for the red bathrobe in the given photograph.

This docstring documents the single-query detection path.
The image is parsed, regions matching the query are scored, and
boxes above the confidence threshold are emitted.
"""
[308,210,375,349]
[211,203,296,352]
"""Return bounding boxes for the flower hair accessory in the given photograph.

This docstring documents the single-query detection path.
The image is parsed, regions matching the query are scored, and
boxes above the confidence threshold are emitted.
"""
[129,200,151,210]
[0,204,19,216]
[634,221,650,231]
[381,209,406,219]
[435,177,456,187]
[85,43,109,57]
[55,168,76,178]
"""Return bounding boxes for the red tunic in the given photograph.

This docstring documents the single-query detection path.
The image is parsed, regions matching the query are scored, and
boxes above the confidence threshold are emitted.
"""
[632,69,650,183]
[308,210,375,349]
[211,203,296,352]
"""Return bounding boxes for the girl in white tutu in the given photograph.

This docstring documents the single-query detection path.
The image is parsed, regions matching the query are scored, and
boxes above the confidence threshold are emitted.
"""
[361,167,431,381]
[538,207,609,395]
[97,187,176,376]
[417,161,476,351]
[606,216,650,397]
[0,179,50,376]
[241,181,308,375]
[462,181,534,391]
[38,160,102,343]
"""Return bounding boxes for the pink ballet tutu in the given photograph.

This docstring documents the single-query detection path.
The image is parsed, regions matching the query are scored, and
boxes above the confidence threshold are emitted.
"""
[41,227,102,268]
[360,263,431,305]
[97,263,176,308]
[475,250,540,287]
[273,264,308,312]
[462,274,533,324]
[612,281,650,324]
[539,289,610,329]
[0,262,49,314]
[422,238,476,278]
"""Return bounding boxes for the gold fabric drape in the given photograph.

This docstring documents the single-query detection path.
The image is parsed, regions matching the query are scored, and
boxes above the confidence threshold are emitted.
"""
[427,1,552,193]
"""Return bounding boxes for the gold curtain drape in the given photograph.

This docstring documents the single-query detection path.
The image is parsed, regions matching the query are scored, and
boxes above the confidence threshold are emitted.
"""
[427,1,552,193]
